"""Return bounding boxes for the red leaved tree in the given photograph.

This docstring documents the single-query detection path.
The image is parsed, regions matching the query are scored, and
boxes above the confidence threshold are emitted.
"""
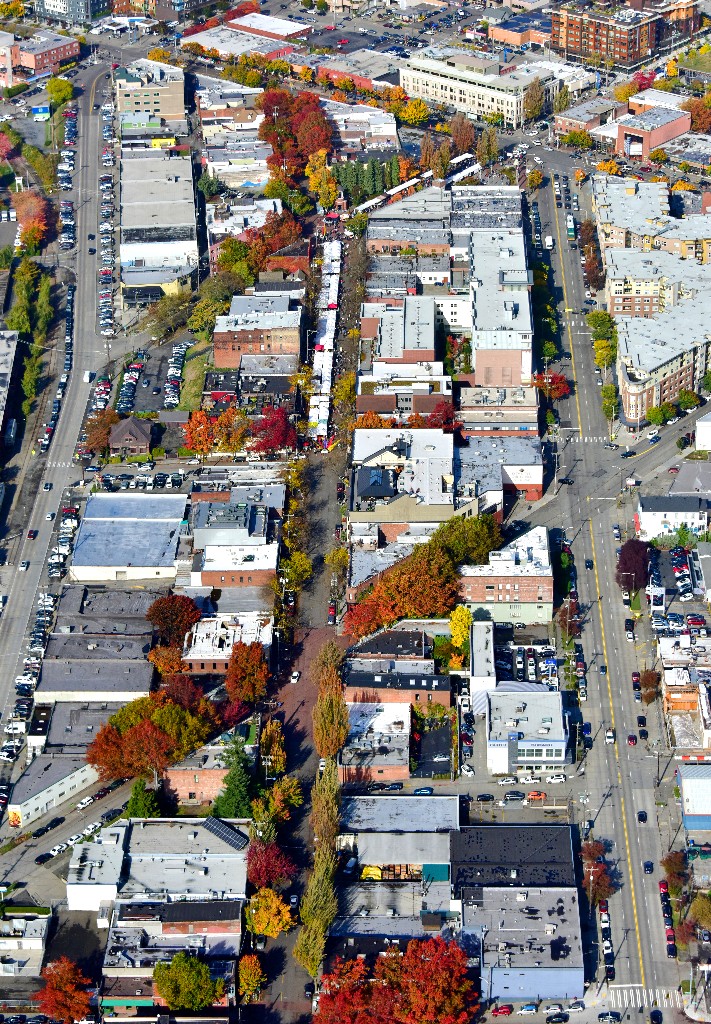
[315,937,476,1024]
[247,839,297,889]
[162,674,203,711]
[87,722,126,780]
[122,720,173,781]
[295,110,333,158]
[35,957,91,1024]
[147,594,202,646]
[533,372,571,402]
[85,407,120,455]
[0,133,15,160]
[251,406,297,455]
[225,641,269,704]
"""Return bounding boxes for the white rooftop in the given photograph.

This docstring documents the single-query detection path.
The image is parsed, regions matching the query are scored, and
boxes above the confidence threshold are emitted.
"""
[200,543,279,573]
[460,525,551,577]
[183,613,272,659]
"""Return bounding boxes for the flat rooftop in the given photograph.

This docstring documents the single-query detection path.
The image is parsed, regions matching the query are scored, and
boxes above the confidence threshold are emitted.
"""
[229,10,309,35]
[200,543,278,573]
[592,175,671,237]
[72,492,186,569]
[469,229,532,339]
[331,879,451,939]
[37,660,154,697]
[617,294,711,377]
[120,156,196,233]
[456,435,542,498]
[340,794,459,833]
[45,702,123,752]
[450,825,576,895]
[183,613,272,658]
[181,26,280,57]
[10,754,88,805]
[488,690,566,742]
[616,107,688,132]
[341,702,410,769]
[557,96,620,121]
[463,885,583,971]
[460,525,551,578]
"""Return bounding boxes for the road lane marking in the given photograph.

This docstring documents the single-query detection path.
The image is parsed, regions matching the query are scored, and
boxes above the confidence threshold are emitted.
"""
[552,200,585,436]
[589,518,647,990]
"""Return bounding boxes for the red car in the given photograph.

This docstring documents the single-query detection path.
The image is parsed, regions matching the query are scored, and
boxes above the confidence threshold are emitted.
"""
[338,37,349,43]
[26,529,37,540]
[659,880,669,894]
[627,734,637,746]
[632,672,640,683]
[598,900,609,914]
[666,927,676,942]
[492,1007,514,1017]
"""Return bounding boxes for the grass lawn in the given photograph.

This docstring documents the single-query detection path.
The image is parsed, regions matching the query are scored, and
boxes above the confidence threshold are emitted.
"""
[680,51,711,74]
[178,339,210,412]
[630,590,641,612]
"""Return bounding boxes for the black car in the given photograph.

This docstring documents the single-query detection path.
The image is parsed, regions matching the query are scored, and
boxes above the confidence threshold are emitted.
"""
[32,825,49,839]
[605,964,616,980]
[667,943,677,959]
[644,860,654,874]
[34,852,52,866]
[620,450,635,458]
[585,559,594,570]
[386,782,403,791]
[477,793,494,802]
[47,816,64,830]
[637,810,647,823]
[547,1016,568,1024]
[369,782,386,791]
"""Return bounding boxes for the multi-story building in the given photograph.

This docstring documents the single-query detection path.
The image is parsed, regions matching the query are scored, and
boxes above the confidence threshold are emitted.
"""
[115,59,185,123]
[400,52,559,129]
[551,0,699,69]
[213,293,302,366]
[604,248,711,316]
[458,526,553,624]
[0,30,80,86]
[592,174,711,262]
[616,296,711,422]
[28,0,108,28]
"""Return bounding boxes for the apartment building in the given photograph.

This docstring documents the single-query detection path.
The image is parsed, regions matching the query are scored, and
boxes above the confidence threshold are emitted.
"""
[551,0,698,69]
[400,52,559,129]
[0,30,80,85]
[604,248,711,316]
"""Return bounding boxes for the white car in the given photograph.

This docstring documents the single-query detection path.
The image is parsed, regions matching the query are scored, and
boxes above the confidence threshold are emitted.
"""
[46,512,54,521]
[546,774,567,784]
[600,912,610,926]
[568,1002,585,1013]
[76,795,94,810]
[498,776,518,785]
[461,763,475,777]
[83,821,101,836]
[290,670,301,684]
[544,1006,563,1014]
[602,940,613,955]
[67,833,83,845]
[668,416,679,424]
[49,844,68,857]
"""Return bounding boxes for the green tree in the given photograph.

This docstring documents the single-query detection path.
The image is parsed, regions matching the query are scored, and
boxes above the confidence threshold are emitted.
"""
[187,296,229,336]
[703,370,711,392]
[678,388,700,410]
[646,402,676,425]
[523,76,545,122]
[601,383,618,422]
[300,845,338,931]
[293,921,327,977]
[143,292,192,338]
[560,129,593,150]
[586,310,617,341]
[212,737,254,819]
[153,953,223,1011]
[553,84,571,113]
[430,514,502,565]
[197,171,222,198]
[316,0,328,10]
[280,551,313,591]
[46,77,73,108]
[126,778,161,818]
[542,340,558,366]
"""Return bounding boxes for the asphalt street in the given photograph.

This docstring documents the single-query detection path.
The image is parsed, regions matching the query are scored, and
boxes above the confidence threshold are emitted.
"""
[515,147,709,1015]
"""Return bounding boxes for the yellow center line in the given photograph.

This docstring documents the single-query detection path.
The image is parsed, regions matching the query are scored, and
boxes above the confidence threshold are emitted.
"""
[589,522,647,990]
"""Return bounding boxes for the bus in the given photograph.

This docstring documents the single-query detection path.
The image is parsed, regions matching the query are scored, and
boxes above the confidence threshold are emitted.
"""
[566,215,576,240]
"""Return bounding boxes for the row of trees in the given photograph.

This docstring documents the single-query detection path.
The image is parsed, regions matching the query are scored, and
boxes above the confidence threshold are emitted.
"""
[332,154,417,206]
[293,642,346,978]
[343,515,501,640]
[182,405,296,459]
[6,259,53,417]
[646,390,700,425]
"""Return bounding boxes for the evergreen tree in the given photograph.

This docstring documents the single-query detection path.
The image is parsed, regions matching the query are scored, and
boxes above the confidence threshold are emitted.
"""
[363,159,376,197]
[373,159,384,194]
[212,737,254,819]
[384,159,392,190]
[126,778,161,818]
[419,131,434,170]
[389,153,400,187]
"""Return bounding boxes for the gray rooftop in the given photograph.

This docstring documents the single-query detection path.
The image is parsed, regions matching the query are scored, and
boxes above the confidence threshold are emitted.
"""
[340,794,460,833]
[0,332,18,438]
[557,96,620,122]
[463,885,583,971]
[616,107,687,132]
[37,660,154,696]
[488,690,566,743]
[10,754,89,805]
[45,702,123,752]
[638,494,711,513]
[72,493,186,569]
[669,460,711,496]
[617,294,711,377]
[44,634,151,660]
[331,879,451,938]
[592,175,671,236]
[604,248,711,295]
[120,156,196,236]
[456,435,542,499]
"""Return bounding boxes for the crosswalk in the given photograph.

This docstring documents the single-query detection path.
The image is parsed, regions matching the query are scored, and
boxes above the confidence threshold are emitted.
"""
[45,460,77,469]
[605,986,683,1009]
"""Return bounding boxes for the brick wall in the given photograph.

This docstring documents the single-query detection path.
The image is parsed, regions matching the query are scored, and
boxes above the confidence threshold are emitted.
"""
[344,684,451,708]
[213,329,300,368]
[163,767,228,805]
[201,567,276,587]
[457,572,553,604]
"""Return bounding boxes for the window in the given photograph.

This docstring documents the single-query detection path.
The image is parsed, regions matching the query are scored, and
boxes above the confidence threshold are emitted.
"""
[188,791,196,800]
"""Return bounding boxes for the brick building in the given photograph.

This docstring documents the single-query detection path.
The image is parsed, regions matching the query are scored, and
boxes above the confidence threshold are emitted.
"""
[344,627,454,709]
[0,31,80,84]
[551,0,698,70]
[213,293,302,367]
[457,525,554,625]
[339,702,412,785]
